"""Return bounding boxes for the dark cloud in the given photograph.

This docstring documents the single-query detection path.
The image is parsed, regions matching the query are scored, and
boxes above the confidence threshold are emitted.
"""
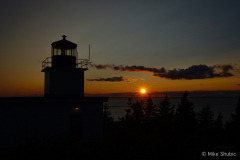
[90,64,235,80]
[87,76,129,82]
[215,64,234,72]
[153,64,234,80]
[237,84,240,86]
[90,64,112,69]
[233,64,240,73]
[112,65,166,74]
[90,64,166,74]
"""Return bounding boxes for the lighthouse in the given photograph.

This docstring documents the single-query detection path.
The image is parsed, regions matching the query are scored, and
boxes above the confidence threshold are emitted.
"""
[42,35,89,98]
[0,36,108,149]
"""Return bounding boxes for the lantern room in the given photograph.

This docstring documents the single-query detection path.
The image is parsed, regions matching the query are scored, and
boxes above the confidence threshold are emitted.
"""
[41,35,90,98]
[51,35,77,68]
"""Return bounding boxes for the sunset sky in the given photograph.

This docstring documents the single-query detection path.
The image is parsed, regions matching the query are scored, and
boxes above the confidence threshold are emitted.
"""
[0,0,240,97]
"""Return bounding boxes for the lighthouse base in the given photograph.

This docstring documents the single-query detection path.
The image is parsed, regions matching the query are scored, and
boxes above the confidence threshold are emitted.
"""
[42,67,88,98]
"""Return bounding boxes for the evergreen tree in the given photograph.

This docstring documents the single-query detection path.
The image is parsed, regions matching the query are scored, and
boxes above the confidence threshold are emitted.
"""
[103,103,114,130]
[157,94,175,123]
[154,94,175,137]
[142,95,157,133]
[123,95,158,132]
[121,97,145,132]
[214,112,224,131]
[198,104,214,129]
[120,95,134,122]
[131,100,144,131]
[229,96,240,125]
[197,105,215,148]
[175,91,197,133]
[212,112,225,147]
[225,96,240,146]
[225,97,240,130]
[144,94,157,124]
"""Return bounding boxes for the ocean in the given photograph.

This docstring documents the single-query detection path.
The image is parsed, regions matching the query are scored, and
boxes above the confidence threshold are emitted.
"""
[105,97,239,123]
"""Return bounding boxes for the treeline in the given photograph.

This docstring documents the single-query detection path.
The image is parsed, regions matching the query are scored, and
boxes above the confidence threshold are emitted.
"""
[103,91,239,158]
[1,92,238,159]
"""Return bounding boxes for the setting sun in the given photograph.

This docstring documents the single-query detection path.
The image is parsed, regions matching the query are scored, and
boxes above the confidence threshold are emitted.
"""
[141,89,146,93]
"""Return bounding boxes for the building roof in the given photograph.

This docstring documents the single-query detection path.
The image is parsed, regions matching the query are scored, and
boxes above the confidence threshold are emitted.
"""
[51,35,77,49]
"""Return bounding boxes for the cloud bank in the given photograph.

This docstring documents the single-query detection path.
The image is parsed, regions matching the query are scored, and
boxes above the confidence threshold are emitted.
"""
[153,64,234,80]
[90,64,166,74]
[90,64,236,80]
[87,76,129,82]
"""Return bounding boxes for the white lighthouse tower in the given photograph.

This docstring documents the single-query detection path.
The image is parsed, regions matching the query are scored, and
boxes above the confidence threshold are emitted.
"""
[42,35,88,98]
[0,36,108,149]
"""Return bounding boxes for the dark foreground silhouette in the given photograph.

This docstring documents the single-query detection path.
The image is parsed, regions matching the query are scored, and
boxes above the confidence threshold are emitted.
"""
[0,91,239,159]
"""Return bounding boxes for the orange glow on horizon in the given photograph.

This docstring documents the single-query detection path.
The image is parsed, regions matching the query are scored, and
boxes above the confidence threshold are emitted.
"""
[0,72,239,97]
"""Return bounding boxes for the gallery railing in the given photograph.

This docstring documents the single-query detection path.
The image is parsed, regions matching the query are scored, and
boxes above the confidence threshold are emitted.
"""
[42,57,91,70]
[42,57,52,70]
[76,59,91,69]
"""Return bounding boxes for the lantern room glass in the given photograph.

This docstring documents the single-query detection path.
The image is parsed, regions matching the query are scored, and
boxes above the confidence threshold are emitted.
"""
[52,47,77,57]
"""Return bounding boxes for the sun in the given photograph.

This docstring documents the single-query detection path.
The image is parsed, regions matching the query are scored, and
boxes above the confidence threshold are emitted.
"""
[141,89,146,93]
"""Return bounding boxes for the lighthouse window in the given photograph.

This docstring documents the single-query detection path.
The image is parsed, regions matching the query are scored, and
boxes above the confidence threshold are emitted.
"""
[54,48,58,56]
[52,48,74,56]
[57,49,61,55]
[72,48,77,57]
[66,49,71,56]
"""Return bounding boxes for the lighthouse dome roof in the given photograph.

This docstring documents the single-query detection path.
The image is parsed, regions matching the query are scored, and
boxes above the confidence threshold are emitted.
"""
[51,35,77,49]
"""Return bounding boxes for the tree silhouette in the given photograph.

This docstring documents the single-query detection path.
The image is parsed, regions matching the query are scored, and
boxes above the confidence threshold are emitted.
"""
[131,100,145,131]
[211,112,226,147]
[214,112,224,131]
[118,97,145,132]
[175,91,197,134]
[153,94,175,139]
[197,104,214,148]
[103,103,114,130]
[198,104,214,129]
[157,94,175,123]
[229,96,240,126]
[121,95,157,132]
[234,96,240,145]
[144,94,157,124]
[225,96,240,147]
[142,95,157,133]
